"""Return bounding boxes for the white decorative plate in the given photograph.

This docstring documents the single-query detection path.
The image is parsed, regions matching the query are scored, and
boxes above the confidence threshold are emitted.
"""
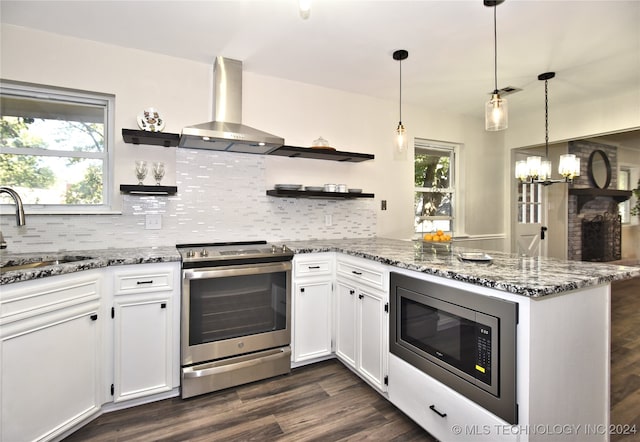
[137,107,165,132]
[458,253,493,263]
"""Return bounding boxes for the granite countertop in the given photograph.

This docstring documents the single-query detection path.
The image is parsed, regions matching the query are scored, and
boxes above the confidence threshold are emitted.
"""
[286,237,640,298]
[1,238,639,297]
[0,246,180,285]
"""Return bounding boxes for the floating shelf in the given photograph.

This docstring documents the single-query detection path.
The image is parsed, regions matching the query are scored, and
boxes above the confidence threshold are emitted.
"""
[122,129,179,147]
[266,189,374,199]
[569,188,632,212]
[269,145,374,162]
[120,184,177,195]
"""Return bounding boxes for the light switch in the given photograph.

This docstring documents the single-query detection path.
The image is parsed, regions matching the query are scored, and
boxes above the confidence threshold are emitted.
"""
[145,214,162,230]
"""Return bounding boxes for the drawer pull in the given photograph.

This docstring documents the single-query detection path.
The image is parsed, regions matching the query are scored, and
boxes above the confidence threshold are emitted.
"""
[429,405,447,418]
[136,280,154,285]
[349,289,355,295]
[352,271,362,275]
[308,265,321,269]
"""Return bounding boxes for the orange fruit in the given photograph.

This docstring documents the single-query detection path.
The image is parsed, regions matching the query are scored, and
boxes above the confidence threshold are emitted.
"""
[431,235,441,242]
[423,234,433,241]
[436,230,444,237]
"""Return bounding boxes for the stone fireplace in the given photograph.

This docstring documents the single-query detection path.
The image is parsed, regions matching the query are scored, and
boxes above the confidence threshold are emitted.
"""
[567,140,631,262]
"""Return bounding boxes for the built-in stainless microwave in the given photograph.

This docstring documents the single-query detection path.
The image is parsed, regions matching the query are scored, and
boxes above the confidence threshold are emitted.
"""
[390,272,518,424]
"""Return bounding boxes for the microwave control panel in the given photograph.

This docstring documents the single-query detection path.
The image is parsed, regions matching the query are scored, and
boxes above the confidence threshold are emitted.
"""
[475,325,492,384]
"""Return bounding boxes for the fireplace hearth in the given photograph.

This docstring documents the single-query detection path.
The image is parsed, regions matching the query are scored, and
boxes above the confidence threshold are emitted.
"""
[581,213,621,262]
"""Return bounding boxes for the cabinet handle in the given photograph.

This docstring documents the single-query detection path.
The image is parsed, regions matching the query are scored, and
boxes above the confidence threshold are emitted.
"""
[349,289,355,295]
[90,314,98,321]
[358,294,364,299]
[136,280,154,285]
[352,271,362,275]
[429,405,447,418]
[308,266,320,269]
[301,288,305,293]
[161,303,167,309]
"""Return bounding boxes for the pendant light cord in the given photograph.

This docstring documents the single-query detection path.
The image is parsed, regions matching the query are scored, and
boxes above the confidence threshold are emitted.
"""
[399,58,403,124]
[544,79,549,158]
[493,5,498,93]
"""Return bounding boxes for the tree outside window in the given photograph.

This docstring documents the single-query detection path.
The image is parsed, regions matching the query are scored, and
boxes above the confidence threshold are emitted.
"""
[0,81,112,211]
[414,142,456,236]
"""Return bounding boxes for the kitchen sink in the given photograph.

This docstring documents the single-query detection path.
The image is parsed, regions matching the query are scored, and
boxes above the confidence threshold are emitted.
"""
[0,256,95,272]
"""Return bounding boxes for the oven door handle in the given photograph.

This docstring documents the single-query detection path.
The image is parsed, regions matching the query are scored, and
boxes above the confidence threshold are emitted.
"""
[183,349,287,379]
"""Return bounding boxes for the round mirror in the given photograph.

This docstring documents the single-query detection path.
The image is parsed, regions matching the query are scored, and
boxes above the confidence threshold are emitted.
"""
[587,150,611,189]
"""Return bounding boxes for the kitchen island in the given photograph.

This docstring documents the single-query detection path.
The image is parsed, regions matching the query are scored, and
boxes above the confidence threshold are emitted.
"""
[286,237,640,297]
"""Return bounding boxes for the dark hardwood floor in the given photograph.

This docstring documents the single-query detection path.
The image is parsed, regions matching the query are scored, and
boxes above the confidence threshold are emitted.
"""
[610,276,640,442]
[65,359,434,442]
[65,277,640,442]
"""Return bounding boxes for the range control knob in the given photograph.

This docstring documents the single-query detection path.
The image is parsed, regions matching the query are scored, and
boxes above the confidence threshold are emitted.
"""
[271,244,277,253]
[186,249,195,258]
[282,244,288,253]
[200,248,209,257]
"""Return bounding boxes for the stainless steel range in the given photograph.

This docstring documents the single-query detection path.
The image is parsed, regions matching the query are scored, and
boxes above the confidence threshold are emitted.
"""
[177,241,293,399]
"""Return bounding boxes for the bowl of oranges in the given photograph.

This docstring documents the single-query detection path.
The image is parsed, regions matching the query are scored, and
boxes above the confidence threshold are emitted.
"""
[423,230,452,243]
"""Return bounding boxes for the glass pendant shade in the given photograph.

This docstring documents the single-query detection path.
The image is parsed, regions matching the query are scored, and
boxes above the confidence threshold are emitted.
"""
[526,156,542,178]
[395,122,407,153]
[539,160,552,181]
[515,160,528,181]
[299,0,311,19]
[485,93,508,131]
[558,154,580,179]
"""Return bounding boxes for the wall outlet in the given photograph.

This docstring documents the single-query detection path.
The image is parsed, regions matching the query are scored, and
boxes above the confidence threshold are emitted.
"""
[145,214,162,230]
[325,214,332,226]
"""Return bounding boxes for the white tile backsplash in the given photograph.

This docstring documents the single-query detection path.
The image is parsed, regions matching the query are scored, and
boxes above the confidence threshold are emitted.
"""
[0,148,376,252]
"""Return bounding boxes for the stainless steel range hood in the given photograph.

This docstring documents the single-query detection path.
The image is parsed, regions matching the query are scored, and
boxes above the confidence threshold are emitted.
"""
[179,57,284,154]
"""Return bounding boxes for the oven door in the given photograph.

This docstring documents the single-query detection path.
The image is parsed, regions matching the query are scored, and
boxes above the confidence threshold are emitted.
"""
[181,261,291,366]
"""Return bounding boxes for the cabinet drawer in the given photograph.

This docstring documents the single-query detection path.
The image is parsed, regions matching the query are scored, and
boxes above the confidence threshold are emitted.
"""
[294,256,332,277]
[388,355,516,442]
[114,267,174,295]
[336,258,385,289]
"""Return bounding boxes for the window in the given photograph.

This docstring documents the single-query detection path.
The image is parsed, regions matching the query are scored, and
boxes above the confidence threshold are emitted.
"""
[0,80,113,212]
[517,182,543,224]
[414,140,457,236]
[619,167,631,224]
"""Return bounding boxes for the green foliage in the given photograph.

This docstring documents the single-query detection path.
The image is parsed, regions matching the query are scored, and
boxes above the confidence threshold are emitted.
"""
[631,179,640,217]
[0,154,55,188]
[414,152,450,219]
[64,165,103,204]
[1,116,104,204]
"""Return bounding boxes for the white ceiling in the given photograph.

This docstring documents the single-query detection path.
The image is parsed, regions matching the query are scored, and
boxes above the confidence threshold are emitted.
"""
[1,0,639,125]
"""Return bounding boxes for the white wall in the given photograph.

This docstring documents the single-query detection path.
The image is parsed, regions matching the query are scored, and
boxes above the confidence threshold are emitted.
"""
[0,24,503,252]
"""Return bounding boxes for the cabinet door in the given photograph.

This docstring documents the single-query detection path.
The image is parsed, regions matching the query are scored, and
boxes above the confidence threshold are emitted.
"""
[293,280,332,362]
[1,307,101,442]
[357,288,387,391]
[113,296,172,402]
[335,280,357,368]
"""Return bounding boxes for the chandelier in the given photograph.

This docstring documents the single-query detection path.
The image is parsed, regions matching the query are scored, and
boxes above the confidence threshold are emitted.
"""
[515,72,580,185]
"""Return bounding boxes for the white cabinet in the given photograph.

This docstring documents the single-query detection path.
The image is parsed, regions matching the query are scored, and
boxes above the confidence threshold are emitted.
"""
[389,354,517,442]
[335,256,388,392]
[110,263,180,403]
[292,254,333,364]
[0,271,103,442]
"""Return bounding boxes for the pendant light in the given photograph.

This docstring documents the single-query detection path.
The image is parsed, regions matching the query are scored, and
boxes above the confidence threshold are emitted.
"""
[515,72,580,185]
[484,0,508,131]
[393,49,409,155]
[299,0,311,19]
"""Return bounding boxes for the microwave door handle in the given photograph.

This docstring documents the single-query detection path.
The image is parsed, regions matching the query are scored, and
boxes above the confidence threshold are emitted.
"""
[183,349,286,378]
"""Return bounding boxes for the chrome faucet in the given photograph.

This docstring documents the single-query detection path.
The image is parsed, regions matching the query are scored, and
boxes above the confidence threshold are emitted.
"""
[0,186,26,249]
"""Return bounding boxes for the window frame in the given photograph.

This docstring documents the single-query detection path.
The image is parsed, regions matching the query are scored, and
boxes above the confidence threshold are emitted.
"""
[413,139,461,238]
[0,80,115,214]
